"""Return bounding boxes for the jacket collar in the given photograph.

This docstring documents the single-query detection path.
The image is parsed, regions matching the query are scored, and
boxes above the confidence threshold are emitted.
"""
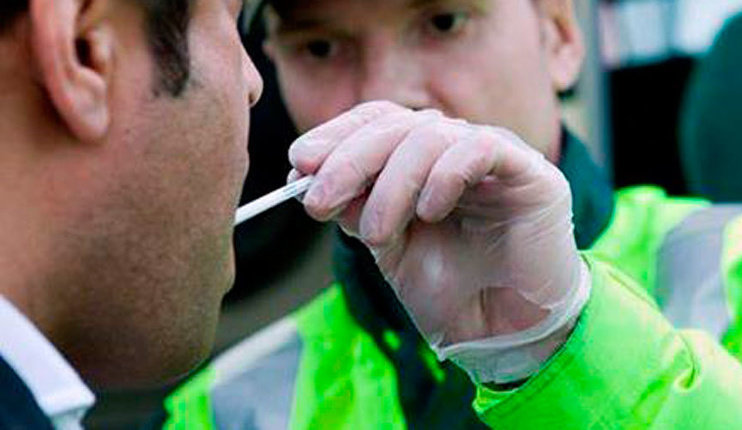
[0,356,54,430]
[559,128,615,249]
[0,296,95,429]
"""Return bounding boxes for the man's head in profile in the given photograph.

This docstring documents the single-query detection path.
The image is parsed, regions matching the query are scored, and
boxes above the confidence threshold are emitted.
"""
[0,0,263,389]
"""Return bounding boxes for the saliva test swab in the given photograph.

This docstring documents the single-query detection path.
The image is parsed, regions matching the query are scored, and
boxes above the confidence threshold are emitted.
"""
[234,176,314,226]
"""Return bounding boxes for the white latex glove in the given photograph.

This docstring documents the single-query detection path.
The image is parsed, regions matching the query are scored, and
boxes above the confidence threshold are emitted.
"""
[289,102,591,384]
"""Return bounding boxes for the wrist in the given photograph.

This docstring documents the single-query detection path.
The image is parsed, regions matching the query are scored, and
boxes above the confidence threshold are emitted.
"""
[434,259,591,384]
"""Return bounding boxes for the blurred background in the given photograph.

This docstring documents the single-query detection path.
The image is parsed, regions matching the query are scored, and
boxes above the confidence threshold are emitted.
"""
[85,0,742,427]
[571,0,742,199]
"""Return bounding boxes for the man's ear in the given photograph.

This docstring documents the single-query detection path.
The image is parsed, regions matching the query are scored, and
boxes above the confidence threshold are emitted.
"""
[536,0,585,92]
[262,8,279,62]
[262,38,277,63]
[30,0,114,143]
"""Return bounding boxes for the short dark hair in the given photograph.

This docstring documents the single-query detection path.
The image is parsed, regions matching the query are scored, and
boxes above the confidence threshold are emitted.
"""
[0,2,26,32]
[0,0,194,97]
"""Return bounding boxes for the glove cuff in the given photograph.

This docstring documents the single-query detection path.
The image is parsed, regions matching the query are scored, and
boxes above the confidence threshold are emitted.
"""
[435,259,592,384]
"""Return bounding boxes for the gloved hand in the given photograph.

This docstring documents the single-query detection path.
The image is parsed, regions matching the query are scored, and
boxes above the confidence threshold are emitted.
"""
[289,101,591,384]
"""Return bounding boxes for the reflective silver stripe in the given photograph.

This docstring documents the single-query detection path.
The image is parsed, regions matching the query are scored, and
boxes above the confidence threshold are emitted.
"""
[657,205,742,339]
[209,318,302,430]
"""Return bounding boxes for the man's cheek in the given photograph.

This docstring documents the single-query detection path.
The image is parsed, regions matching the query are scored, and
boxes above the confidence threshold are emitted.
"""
[281,73,344,129]
[286,91,328,132]
[311,94,357,130]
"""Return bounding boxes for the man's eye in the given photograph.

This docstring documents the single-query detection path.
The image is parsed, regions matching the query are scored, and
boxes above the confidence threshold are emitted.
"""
[427,11,469,35]
[306,40,336,59]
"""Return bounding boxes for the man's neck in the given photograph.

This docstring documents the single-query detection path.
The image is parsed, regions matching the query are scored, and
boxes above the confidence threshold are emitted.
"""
[0,185,60,348]
[545,118,563,164]
[0,99,79,340]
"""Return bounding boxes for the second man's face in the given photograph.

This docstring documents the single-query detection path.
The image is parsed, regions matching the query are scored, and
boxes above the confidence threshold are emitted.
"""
[264,0,569,156]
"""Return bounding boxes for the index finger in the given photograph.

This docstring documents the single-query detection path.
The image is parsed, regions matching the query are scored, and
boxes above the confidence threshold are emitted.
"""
[289,101,408,175]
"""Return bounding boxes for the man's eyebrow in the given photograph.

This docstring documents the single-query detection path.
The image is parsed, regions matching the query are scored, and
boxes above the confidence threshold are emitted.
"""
[276,17,329,32]
[408,0,436,7]
[264,1,333,34]
[408,0,489,10]
[269,0,488,34]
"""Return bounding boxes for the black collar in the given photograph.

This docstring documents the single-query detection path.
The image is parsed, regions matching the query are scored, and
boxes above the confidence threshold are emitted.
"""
[559,129,615,249]
[0,356,55,430]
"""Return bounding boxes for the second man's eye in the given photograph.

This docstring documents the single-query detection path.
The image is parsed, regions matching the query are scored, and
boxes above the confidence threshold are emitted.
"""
[428,11,469,36]
[306,40,335,59]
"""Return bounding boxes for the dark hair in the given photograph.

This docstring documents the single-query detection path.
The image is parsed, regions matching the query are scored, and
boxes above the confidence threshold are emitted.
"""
[0,0,194,97]
[0,2,26,32]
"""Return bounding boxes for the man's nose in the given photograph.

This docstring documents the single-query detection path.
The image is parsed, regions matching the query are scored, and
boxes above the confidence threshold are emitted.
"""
[357,46,431,111]
[244,53,264,108]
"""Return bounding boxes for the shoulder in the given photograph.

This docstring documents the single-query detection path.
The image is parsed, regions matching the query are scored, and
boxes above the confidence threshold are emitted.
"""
[164,315,303,430]
[164,285,355,430]
[613,186,709,216]
[209,316,303,430]
[599,186,710,247]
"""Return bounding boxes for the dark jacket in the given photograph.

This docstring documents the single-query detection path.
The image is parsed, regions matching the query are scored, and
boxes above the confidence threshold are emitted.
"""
[0,356,54,430]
